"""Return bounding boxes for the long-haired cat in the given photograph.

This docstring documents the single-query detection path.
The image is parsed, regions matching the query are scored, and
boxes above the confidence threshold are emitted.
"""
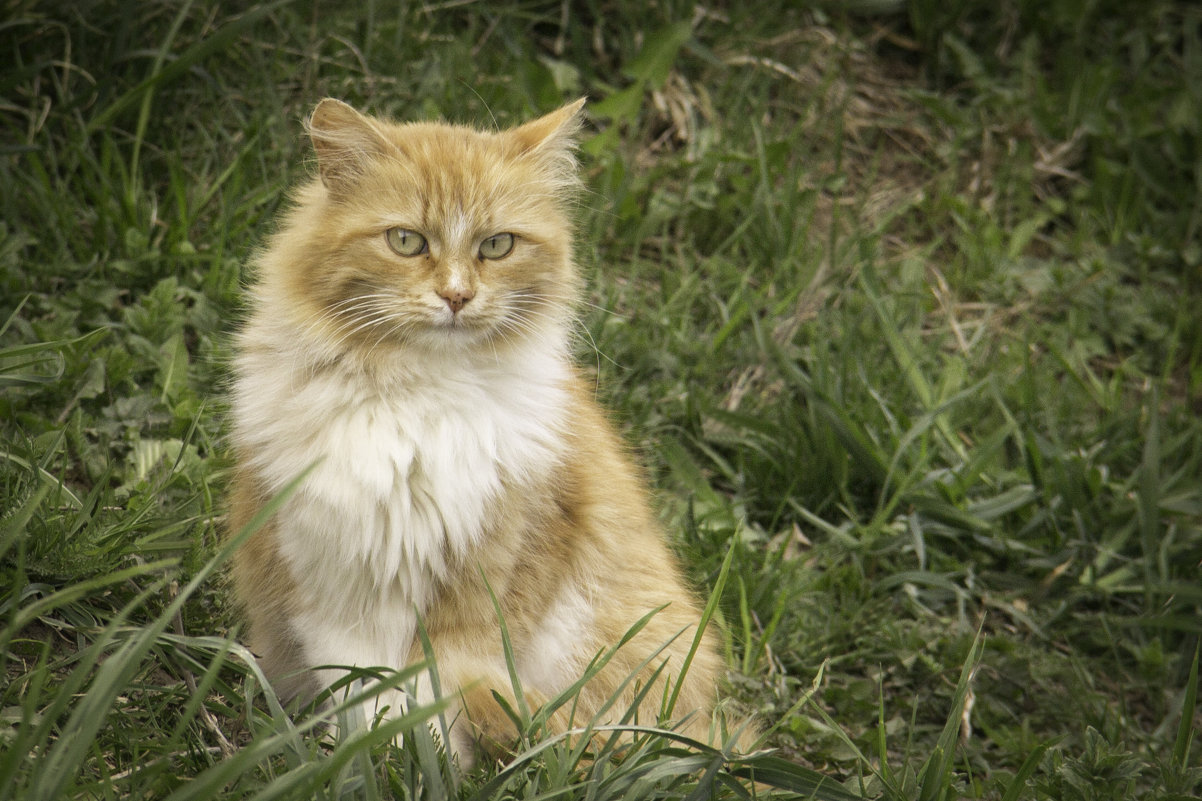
[228,97,725,764]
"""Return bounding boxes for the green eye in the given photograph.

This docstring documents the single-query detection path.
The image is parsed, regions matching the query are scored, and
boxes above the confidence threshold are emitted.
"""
[385,228,427,257]
[479,232,515,260]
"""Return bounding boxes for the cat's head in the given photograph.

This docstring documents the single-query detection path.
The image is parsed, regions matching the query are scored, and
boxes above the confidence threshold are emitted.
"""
[269,98,586,356]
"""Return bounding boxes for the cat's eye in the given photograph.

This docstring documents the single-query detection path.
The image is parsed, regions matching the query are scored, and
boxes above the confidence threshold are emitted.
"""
[479,232,515,260]
[385,227,428,257]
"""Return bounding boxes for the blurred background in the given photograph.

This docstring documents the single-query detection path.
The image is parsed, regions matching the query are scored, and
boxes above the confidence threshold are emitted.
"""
[2,2,1199,799]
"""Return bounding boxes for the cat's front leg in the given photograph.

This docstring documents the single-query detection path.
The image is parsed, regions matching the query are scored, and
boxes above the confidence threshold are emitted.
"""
[401,645,569,767]
[455,679,561,761]
[288,602,420,727]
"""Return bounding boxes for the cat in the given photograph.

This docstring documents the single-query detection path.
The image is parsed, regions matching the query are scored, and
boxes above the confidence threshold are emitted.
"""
[227,97,726,765]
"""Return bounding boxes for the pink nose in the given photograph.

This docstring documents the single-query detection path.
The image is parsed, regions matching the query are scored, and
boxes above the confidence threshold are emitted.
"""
[439,289,474,313]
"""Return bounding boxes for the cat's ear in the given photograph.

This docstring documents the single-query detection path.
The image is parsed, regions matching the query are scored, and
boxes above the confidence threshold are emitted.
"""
[509,98,587,169]
[307,98,392,193]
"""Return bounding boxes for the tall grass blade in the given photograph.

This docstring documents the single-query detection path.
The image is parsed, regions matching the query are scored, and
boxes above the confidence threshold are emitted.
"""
[1138,388,1163,605]
[998,741,1053,801]
[0,480,50,563]
[732,754,863,801]
[859,264,967,463]
[667,535,735,720]
[483,570,532,724]
[413,618,457,792]
[1173,642,1199,768]
[917,629,984,801]
[0,328,105,389]
[127,0,195,190]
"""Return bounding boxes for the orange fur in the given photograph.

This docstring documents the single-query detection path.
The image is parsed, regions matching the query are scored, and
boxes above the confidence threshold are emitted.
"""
[228,98,726,765]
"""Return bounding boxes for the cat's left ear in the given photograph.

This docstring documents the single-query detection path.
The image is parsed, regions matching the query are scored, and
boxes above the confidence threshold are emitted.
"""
[509,98,587,162]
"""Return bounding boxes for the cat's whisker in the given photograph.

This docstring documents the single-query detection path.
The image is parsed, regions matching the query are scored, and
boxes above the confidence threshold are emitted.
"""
[310,294,398,334]
[573,298,622,317]
[364,313,418,359]
[342,314,395,339]
[325,308,389,340]
[504,303,576,335]
[488,335,504,368]
[321,298,408,349]
[283,294,402,357]
[507,293,614,369]
[325,291,396,311]
[320,321,389,356]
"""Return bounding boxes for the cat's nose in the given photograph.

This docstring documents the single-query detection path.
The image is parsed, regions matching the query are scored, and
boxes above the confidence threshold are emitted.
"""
[439,288,475,314]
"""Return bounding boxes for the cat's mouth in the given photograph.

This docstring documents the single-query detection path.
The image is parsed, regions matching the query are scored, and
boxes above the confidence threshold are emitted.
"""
[419,305,504,347]
[432,306,480,332]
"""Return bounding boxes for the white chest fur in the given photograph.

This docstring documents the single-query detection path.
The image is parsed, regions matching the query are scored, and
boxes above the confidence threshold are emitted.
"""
[232,328,570,620]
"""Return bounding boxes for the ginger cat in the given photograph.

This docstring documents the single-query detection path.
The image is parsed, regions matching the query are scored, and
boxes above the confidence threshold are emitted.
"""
[228,97,724,764]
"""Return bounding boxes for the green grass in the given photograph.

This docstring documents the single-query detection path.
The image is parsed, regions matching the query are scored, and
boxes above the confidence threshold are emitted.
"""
[2,0,1200,798]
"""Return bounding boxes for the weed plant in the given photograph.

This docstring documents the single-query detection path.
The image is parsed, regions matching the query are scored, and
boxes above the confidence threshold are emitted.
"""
[2,1,1199,799]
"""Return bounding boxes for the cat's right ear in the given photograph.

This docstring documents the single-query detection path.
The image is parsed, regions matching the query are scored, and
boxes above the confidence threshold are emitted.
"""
[307,98,391,194]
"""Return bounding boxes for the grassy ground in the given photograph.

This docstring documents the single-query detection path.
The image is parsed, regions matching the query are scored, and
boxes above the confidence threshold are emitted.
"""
[2,1,1200,798]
